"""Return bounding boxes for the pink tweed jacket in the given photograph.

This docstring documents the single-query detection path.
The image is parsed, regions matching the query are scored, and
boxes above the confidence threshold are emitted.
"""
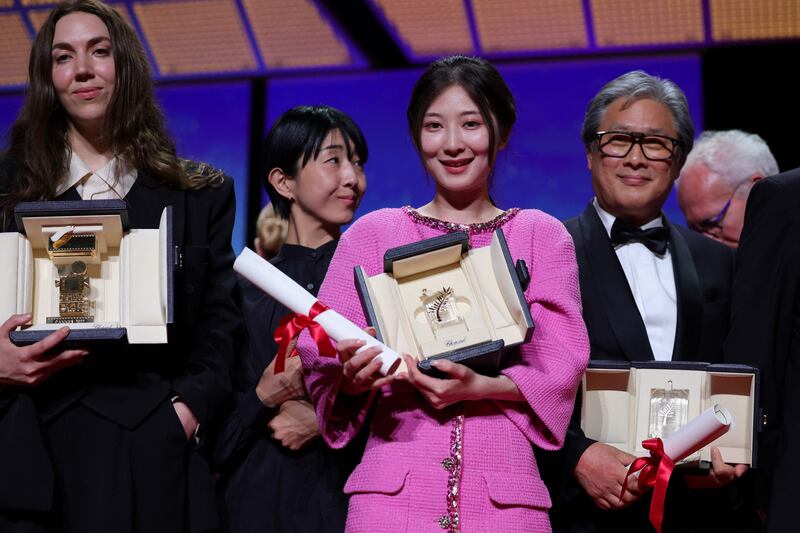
[297,207,590,533]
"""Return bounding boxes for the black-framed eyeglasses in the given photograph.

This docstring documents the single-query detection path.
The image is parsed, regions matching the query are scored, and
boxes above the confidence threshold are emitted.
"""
[595,131,681,162]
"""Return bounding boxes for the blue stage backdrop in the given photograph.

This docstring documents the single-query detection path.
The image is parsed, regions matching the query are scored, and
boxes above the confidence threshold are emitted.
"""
[156,81,250,252]
[265,54,702,227]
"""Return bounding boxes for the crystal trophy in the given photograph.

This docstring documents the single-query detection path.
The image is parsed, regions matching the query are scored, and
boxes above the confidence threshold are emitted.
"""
[648,380,689,440]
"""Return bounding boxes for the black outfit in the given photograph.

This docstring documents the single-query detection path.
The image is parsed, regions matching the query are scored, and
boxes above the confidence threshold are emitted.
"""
[215,240,360,533]
[538,203,746,533]
[724,169,800,532]
[0,161,241,533]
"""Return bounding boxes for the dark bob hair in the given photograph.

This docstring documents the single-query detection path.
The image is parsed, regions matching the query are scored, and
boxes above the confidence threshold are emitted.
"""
[262,105,368,219]
[406,55,516,167]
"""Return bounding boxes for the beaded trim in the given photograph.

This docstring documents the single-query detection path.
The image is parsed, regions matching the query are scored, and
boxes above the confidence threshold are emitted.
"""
[439,413,464,532]
[403,206,519,235]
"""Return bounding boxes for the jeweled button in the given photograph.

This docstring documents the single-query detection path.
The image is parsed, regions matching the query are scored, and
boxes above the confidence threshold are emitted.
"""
[441,457,454,471]
[438,515,451,529]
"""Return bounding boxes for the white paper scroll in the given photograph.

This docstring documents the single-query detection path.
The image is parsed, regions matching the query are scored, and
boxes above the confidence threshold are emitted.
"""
[662,404,733,462]
[234,247,401,376]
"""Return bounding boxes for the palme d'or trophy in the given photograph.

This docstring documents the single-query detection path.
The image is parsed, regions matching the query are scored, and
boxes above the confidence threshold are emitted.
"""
[46,227,96,324]
[421,286,467,340]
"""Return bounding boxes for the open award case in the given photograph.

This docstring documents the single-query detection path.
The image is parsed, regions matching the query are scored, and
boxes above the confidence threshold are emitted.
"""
[0,200,174,346]
[581,361,761,468]
[355,230,533,376]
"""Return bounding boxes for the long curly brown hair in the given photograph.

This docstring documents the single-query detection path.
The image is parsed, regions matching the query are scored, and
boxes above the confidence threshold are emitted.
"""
[1,0,222,217]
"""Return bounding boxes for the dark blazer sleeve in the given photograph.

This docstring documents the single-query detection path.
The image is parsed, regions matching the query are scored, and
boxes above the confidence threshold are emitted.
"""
[212,279,279,471]
[724,172,800,517]
[171,175,241,435]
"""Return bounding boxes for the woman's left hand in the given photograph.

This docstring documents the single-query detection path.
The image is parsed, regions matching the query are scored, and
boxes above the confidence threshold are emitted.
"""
[400,354,522,409]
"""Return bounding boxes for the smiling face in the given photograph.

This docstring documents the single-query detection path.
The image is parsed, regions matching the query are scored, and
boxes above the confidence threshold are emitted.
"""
[588,97,679,225]
[419,84,494,197]
[51,12,115,133]
[287,129,366,232]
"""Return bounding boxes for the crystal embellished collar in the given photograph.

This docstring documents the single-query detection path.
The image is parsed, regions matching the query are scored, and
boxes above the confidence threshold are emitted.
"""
[402,205,520,234]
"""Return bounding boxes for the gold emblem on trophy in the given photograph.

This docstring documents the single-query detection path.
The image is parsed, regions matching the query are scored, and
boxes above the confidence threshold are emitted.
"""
[46,227,96,324]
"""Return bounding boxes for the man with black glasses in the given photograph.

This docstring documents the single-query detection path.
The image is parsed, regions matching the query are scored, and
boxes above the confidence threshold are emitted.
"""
[538,71,755,532]
[677,129,778,249]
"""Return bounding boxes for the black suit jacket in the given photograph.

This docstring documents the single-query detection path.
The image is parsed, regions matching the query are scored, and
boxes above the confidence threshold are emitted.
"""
[541,203,734,532]
[724,168,800,532]
[0,162,241,522]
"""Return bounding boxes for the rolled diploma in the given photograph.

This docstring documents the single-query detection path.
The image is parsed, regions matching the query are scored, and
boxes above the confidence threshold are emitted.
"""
[661,404,733,462]
[234,247,401,376]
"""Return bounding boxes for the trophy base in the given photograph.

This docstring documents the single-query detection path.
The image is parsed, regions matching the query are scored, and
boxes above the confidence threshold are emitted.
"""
[47,316,95,324]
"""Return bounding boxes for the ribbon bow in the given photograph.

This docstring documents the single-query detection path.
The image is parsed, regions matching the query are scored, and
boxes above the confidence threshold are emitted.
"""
[272,301,336,373]
[611,218,671,255]
[620,438,675,533]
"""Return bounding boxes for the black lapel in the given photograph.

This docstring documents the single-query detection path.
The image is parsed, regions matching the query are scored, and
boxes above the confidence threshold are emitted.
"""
[124,171,186,249]
[668,222,702,362]
[577,204,654,361]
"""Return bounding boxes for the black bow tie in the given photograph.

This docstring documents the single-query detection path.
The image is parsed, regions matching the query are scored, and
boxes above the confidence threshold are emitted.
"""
[610,219,670,255]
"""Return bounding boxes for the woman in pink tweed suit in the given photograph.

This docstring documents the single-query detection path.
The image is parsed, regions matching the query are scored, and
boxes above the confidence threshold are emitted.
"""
[296,56,590,533]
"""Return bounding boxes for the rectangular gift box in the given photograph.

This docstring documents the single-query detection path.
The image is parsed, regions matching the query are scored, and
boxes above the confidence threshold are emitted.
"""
[581,361,761,467]
[355,229,533,376]
[0,200,174,346]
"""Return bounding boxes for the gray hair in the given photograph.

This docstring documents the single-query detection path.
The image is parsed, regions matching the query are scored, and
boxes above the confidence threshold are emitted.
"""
[581,70,695,167]
[680,130,779,195]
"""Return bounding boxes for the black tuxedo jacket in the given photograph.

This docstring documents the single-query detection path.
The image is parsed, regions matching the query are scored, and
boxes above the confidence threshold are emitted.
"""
[0,162,241,524]
[541,203,734,532]
[724,168,800,532]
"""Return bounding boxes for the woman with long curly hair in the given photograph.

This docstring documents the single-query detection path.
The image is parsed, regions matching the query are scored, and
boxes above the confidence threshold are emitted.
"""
[0,1,239,532]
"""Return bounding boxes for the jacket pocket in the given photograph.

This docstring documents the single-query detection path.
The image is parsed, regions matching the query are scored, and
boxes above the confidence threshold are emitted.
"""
[483,471,551,509]
[344,465,408,495]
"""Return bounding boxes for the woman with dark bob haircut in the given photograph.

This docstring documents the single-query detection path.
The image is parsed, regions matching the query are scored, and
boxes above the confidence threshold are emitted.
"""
[296,55,589,532]
[215,105,368,533]
[0,1,239,532]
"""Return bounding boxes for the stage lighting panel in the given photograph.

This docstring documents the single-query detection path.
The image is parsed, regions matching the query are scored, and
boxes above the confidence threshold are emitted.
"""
[590,0,704,46]
[370,0,474,58]
[472,0,587,52]
[134,0,256,75]
[0,13,31,87]
[27,2,131,32]
[243,0,353,69]
[711,0,800,40]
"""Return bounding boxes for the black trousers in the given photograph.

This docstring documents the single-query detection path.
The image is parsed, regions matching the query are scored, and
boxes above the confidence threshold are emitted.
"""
[1,396,219,533]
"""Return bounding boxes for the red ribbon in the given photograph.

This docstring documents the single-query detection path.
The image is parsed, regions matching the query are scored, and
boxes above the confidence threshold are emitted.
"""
[272,301,336,373]
[620,438,675,533]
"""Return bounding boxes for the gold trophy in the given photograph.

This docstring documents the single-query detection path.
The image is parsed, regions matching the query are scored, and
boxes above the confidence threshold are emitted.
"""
[46,227,96,323]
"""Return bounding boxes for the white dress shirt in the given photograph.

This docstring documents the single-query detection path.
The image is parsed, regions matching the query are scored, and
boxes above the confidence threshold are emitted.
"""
[593,199,677,361]
[56,153,137,200]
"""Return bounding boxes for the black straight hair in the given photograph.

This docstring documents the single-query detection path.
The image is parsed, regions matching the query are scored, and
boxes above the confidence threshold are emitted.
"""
[406,55,516,168]
[262,105,368,219]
